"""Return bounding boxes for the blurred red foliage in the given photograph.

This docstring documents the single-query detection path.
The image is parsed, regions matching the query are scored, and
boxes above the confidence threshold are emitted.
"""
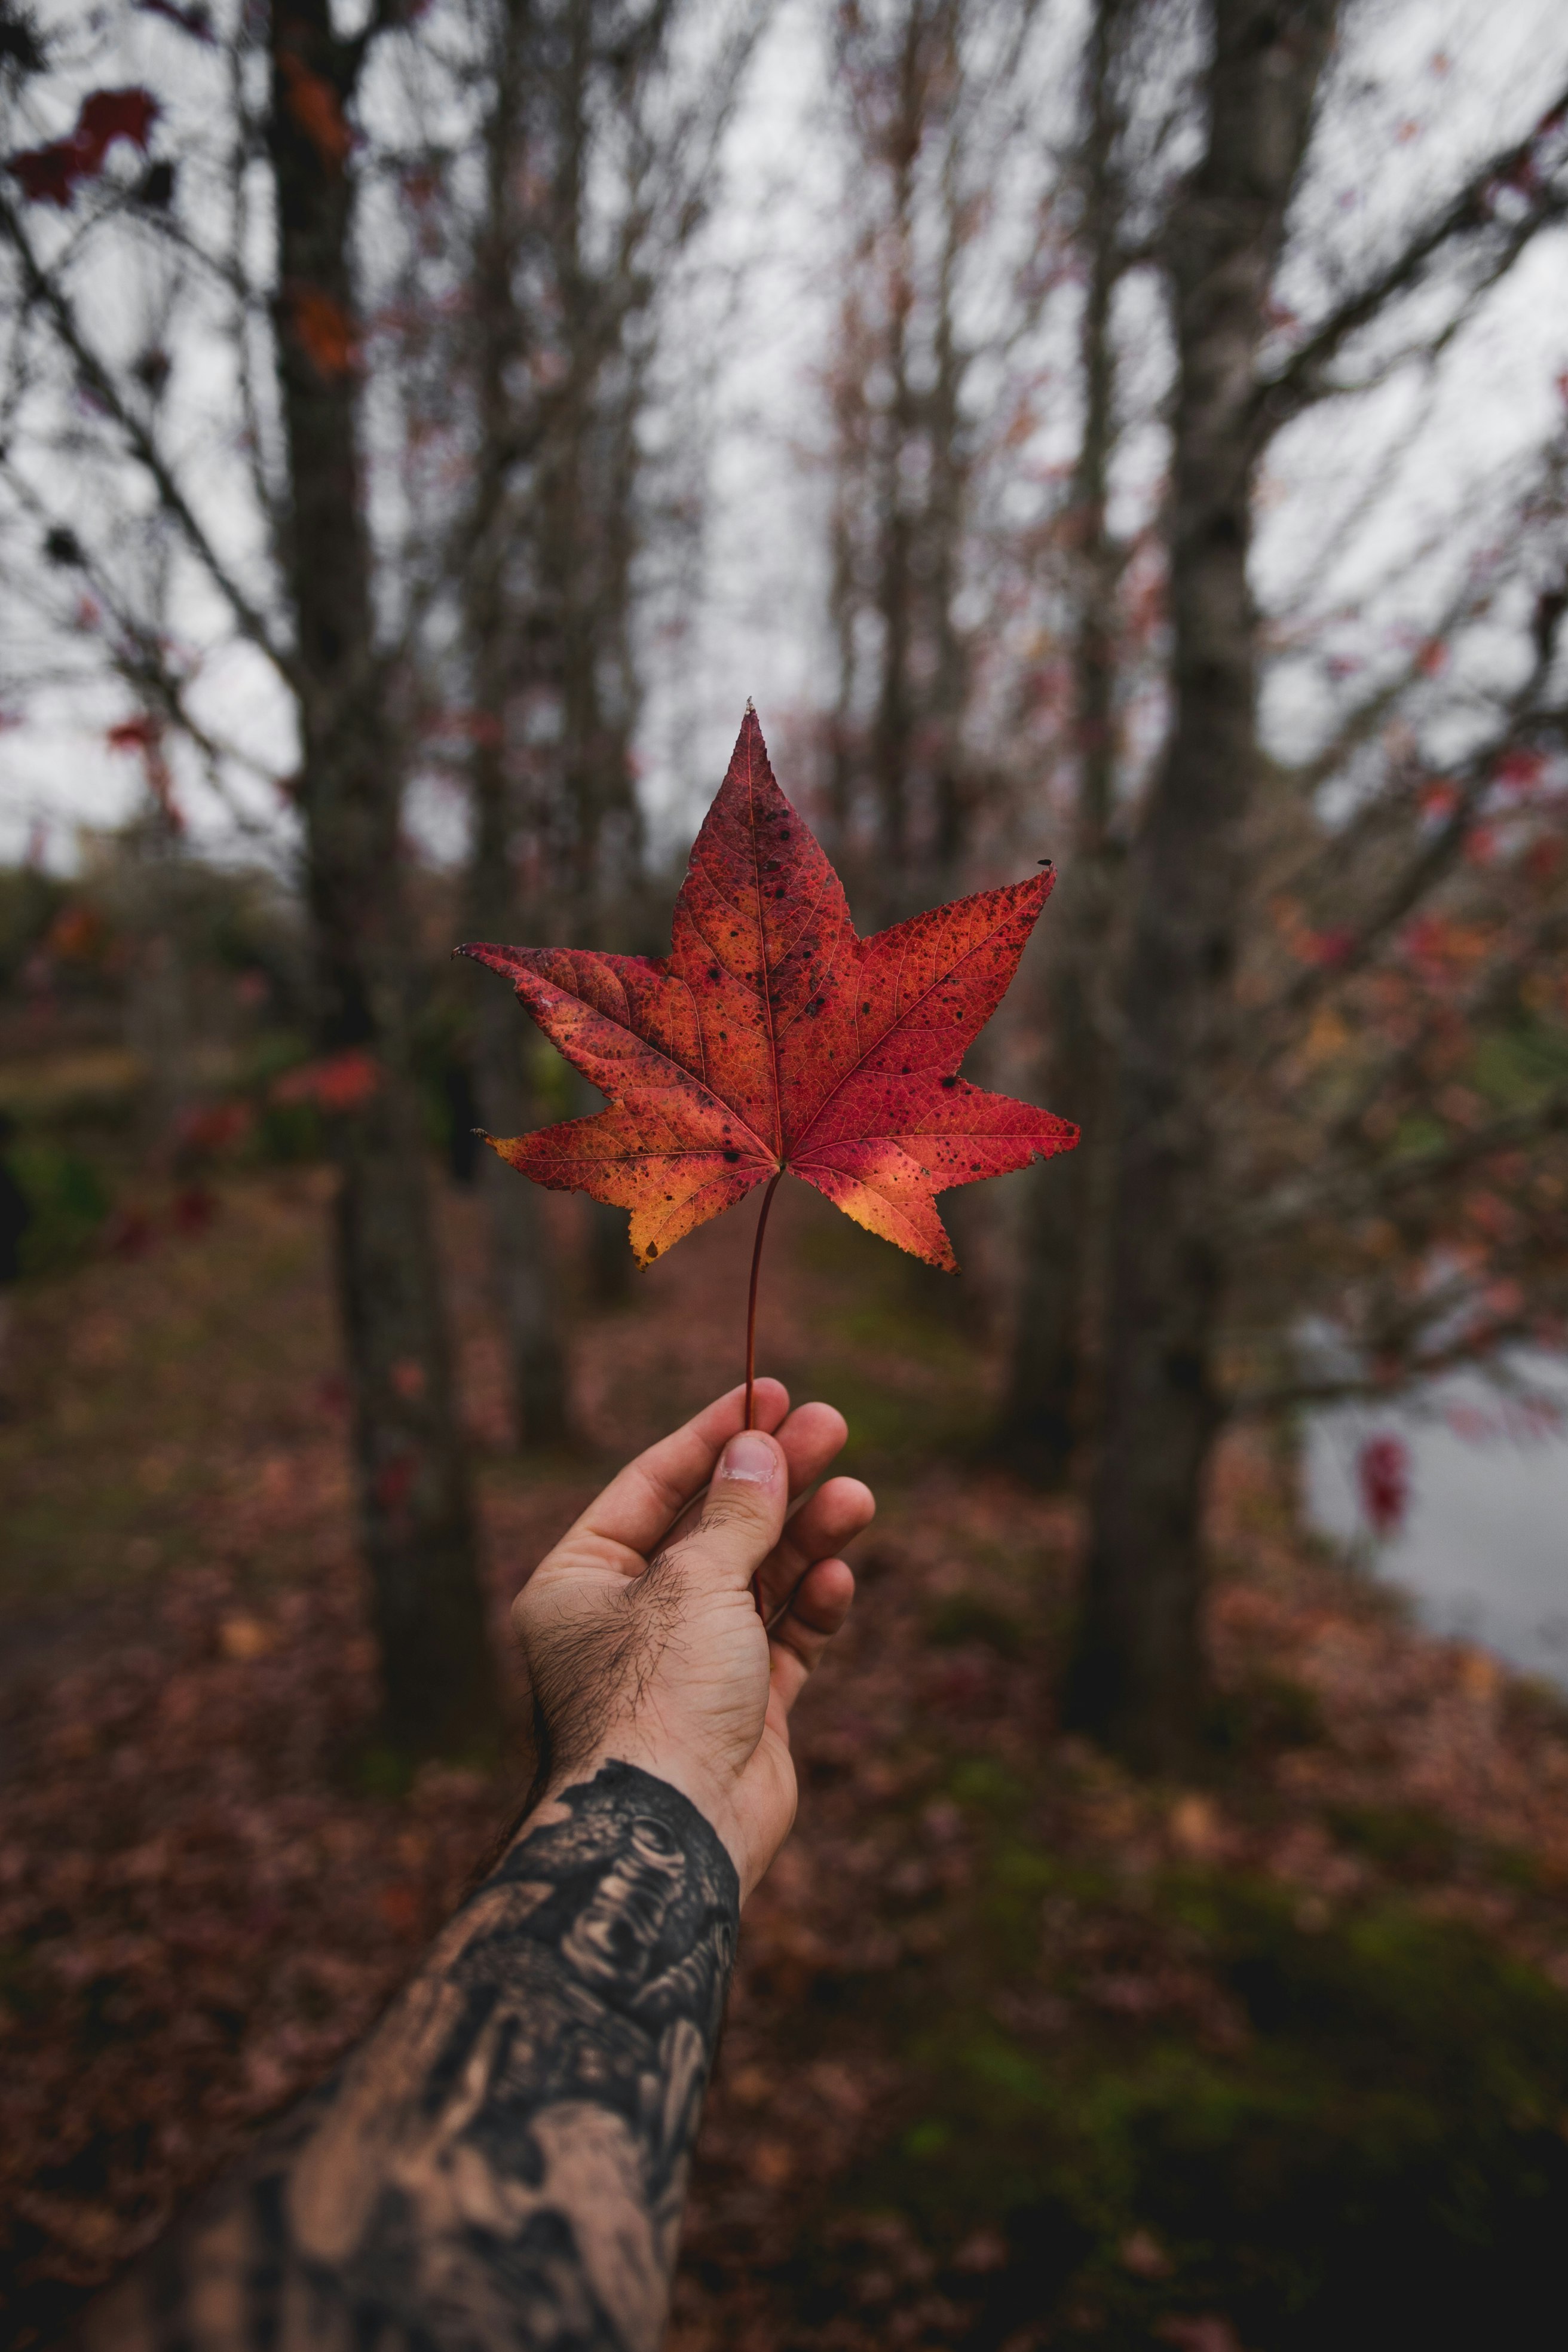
[1356,1432,1410,1539]
[271,1051,379,1113]
[287,286,360,380]
[277,55,353,171]
[7,90,159,208]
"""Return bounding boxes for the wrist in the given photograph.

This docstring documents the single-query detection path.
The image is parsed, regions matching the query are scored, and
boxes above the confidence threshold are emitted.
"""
[533,1743,749,1895]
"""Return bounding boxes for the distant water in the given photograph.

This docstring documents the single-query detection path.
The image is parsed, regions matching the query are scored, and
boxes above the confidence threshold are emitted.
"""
[1303,1351,1568,1689]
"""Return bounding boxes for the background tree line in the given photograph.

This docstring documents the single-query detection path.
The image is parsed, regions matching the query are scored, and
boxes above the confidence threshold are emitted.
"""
[2,0,1567,1774]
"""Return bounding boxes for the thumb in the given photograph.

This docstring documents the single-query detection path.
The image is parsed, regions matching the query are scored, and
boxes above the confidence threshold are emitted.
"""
[685,1429,788,1590]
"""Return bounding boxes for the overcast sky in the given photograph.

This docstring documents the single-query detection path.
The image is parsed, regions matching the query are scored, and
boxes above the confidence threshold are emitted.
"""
[2,0,1567,874]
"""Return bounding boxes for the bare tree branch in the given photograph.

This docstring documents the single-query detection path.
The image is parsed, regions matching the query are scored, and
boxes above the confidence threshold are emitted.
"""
[1253,82,1568,437]
[1233,1310,1552,1417]
[0,186,296,688]
[0,459,293,842]
[1244,1077,1568,1244]
[1258,581,1568,1031]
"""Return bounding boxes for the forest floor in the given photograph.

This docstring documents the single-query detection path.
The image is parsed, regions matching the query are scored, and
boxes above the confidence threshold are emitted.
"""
[4,1166,1568,2351]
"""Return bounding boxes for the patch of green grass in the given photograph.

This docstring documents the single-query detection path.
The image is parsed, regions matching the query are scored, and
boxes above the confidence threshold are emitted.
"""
[1206,1669,1326,1759]
[787,1192,1002,1465]
[1,1177,335,1611]
[901,2118,953,2160]
[1255,1673,1326,1748]
[1486,1840,1551,1896]
[991,1843,1060,1897]
[1392,1110,1446,1158]
[1325,1800,1555,1898]
[0,1941,48,2026]
[341,1729,504,1796]
[344,1741,419,1800]
[1472,1018,1568,1109]
[1505,1675,1568,1745]
[828,1298,977,1370]
[948,1755,1026,1819]
[837,1843,1568,2351]
[926,1592,1027,1658]
[14,1143,111,1276]
[1324,1799,1460,1878]
[797,1212,881,1279]
[801,1300,994,1467]
[800,1354,994,1469]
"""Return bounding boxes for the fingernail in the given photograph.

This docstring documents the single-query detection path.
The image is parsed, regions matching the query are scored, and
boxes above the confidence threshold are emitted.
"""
[718,1432,776,1484]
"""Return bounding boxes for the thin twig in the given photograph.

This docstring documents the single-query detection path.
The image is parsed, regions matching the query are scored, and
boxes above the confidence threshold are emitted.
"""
[0,188,295,688]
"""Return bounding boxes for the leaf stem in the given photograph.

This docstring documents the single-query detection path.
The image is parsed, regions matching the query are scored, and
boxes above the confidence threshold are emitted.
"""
[745,1172,783,1430]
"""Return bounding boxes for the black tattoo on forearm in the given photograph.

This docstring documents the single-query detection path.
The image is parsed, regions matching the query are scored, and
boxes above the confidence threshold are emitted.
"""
[79,1763,739,2352]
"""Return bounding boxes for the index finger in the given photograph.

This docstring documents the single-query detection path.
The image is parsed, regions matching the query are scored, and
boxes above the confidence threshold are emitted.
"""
[569,1379,791,1555]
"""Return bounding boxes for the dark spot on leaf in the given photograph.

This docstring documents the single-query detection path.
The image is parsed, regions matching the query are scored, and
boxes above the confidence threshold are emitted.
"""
[723,1150,740,1163]
[646,1244,659,1259]
[941,1075,957,1089]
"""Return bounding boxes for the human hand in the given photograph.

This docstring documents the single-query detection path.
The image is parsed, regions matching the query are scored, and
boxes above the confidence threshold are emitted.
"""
[511,1380,873,1898]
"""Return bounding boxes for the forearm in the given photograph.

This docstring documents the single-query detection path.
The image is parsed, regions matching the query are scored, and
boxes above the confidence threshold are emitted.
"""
[79,1763,739,2352]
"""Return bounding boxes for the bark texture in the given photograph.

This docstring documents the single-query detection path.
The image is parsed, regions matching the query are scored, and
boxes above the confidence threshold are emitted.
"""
[463,0,572,1445]
[1068,0,1339,1766]
[268,0,500,1752]
[830,0,975,930]
[533,0,645,933]
[1003,0,1126,1485]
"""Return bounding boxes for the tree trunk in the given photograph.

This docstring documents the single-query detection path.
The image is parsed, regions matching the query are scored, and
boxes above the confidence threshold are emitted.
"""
[532,6,644,1309]
[1002,0,1124,1486]
[475,981,571,1438]
[1067,0,1338,1768]
[467,715,571,1438]
[463,0,574,1447]
[869,58,919,920]
[825,336,863,874]
[268,0,500,1755]
[927,141,970,905]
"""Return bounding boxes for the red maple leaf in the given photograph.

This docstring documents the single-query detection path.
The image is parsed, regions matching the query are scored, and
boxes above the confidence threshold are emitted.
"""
[460,708,1075,1395]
